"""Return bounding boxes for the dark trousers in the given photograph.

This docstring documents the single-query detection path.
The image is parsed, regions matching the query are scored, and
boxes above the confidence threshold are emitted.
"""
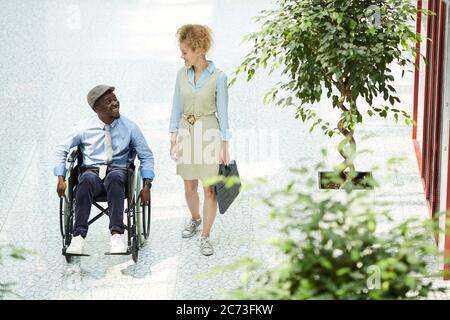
[73,168,127,238]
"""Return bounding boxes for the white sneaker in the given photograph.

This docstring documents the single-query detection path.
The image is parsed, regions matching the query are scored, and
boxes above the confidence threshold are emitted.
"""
[66,235,85,255]
[182,218,202,238]
[110,233,127,254]
[200,237,214,256]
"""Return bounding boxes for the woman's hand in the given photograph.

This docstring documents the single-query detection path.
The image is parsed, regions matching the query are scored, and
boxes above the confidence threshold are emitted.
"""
[170,140,179,162]
[219,142,230,165]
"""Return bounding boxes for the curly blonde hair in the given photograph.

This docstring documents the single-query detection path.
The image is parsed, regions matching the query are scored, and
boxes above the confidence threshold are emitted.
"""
[176,24,213,53]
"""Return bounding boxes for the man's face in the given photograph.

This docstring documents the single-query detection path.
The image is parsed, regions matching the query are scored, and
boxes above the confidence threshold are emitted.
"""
[94,91,120,119]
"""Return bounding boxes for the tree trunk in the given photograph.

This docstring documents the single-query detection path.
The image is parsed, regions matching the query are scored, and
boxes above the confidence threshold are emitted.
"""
[336,90,357,186]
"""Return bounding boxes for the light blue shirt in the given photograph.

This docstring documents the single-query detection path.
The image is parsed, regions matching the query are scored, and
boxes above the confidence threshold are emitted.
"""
[54,115,155,179]
[169,60,232,140]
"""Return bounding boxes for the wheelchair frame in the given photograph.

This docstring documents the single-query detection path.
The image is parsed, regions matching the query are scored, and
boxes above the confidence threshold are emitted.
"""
[59,147,151,263]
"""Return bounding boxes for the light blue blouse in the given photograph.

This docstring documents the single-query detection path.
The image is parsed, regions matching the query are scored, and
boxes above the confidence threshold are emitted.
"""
[169,60,232,141]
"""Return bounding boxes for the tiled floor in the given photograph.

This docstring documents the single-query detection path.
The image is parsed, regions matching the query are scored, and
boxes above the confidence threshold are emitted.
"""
[1,0,448,299]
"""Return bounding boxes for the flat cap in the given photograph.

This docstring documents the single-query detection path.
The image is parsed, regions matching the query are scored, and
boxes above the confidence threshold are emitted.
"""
[87,85,115,108]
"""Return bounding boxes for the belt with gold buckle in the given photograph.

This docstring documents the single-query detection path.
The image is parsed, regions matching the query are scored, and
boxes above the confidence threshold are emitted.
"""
[185,114,196,125]
[183,113,215,125]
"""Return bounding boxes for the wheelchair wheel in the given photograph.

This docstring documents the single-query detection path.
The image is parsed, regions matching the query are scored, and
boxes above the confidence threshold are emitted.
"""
[134,178,148,247]
[131,236,138,263]
[134,209,144,248]
[60,167,75,262]
[142,197,151,240]
[61,199,74,240]
[59,197,68,240]
[135,197,151,246]
[65,251,73,263]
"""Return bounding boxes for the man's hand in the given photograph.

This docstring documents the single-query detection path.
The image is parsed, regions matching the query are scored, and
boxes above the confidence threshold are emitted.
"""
[57,176,66,198]
[140,186,151,206]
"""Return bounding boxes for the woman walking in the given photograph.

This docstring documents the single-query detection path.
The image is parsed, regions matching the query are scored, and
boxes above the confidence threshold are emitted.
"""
[169,24,231,256]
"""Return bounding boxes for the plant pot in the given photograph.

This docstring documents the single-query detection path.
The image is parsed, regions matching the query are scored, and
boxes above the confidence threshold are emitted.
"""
[318,171,374,190]
[317,171,376,213]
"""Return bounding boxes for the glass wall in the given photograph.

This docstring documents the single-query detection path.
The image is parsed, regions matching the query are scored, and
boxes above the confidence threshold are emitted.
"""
[440,0,450,268]
[415,0,446,213]
[413,0,450,277]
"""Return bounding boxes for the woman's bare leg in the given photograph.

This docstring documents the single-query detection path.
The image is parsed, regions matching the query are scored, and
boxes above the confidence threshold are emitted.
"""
[201,185,217,238]
[184,179,200,220]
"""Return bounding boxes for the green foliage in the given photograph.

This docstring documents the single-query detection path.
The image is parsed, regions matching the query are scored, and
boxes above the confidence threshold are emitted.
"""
[0,244,28,299]
[203,175,242,189]
[232,0,421,127]
[224,166,446,300]
[231,0,428,174]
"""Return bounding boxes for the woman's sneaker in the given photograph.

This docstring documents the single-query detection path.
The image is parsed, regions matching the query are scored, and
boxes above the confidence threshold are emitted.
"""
[200,237,214,256]
[182,218,202,238]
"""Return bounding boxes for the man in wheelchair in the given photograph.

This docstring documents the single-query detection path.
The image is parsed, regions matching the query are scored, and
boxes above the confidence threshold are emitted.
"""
[54,85,155,255]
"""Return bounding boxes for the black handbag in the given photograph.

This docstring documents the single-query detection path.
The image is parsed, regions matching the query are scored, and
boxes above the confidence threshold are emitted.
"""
[214,160,241,214]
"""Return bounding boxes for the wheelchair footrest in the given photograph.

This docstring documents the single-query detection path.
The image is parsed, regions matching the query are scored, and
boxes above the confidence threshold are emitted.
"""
[104,251,130,256]
[64,253,90,257]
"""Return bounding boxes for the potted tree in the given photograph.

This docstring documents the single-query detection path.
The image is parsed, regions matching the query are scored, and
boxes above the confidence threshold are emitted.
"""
[230,0,427,189]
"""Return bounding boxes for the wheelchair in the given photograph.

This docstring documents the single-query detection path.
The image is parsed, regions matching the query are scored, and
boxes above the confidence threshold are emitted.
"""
[59,147,151,263]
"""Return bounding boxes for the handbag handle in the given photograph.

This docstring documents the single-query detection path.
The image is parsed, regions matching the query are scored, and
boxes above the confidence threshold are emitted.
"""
[220,160,235,175]
[220,163,228,175]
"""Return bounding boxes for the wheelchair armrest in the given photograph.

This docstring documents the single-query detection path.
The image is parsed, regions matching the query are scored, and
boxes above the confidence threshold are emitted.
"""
[127,148,137,165]
[67,148,80,163]
[126,148,140,197]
